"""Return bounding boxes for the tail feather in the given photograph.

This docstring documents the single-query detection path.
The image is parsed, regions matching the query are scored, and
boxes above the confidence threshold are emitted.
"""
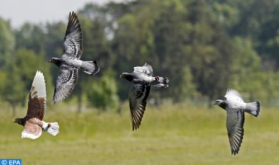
[81,60,100,75]
[42,122,60,136]
[153,77,169,88]
[245,101,261,117]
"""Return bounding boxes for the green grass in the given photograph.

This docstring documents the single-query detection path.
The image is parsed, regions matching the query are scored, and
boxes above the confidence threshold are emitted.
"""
[1,103,279,165]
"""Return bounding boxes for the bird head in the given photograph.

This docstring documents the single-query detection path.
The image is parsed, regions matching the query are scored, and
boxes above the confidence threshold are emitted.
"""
[49,57,62,67]
[214,99,223,105]
[214,99,227,110]
[13,118,24,125]
[120,72,134,82]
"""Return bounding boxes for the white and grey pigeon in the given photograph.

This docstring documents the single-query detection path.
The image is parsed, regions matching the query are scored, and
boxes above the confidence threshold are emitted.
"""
[14,71,59,139]
[49,11,100,104]
[120,63,169,130]
[214,89,261,155]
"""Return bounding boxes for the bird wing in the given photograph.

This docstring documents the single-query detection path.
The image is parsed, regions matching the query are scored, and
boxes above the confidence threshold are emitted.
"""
[26,71,46,120]
[133,63,153,76]
[63,11,83,59]
[129,83,151,130]
[226,109,245,155]
[225,89,244,102]
[53,63,78,104]
[21,120,42,139]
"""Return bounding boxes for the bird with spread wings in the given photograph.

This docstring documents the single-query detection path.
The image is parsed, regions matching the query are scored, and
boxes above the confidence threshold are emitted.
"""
[49,11,100,104]
[121,63,169,130]
[214,89,261,155]
[14,71,59,139]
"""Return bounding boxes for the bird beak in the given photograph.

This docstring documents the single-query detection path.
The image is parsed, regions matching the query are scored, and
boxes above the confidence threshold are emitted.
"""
[213,101,217,105]
[48,59,51,63]
[13,120,16,123]
[120,74,123,78]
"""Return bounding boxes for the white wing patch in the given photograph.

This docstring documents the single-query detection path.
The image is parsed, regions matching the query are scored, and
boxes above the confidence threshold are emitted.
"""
[133,63,153,76]
[21,129,42,139]
[225,89,243,102]
[31,71,46,99]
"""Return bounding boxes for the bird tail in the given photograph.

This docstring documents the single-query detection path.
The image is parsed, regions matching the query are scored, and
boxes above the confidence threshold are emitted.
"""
[42,121,60,136]
[153,77,169,88]
[81,60,100,75]
[245,101,261,117]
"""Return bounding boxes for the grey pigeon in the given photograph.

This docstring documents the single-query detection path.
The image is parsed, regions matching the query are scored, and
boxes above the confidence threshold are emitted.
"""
[120,63,169,130]
[214,89,261,155]
[14,71,59,139]
[49,12,100,104]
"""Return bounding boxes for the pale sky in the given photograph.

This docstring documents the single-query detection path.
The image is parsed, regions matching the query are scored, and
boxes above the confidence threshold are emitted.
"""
[0,0,125,28]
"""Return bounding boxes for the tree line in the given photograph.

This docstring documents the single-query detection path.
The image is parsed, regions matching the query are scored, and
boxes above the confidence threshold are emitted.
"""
[1,0,279,114]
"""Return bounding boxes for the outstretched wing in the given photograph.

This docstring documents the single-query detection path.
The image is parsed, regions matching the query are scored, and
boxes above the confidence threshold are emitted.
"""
[53,64,78,104]
[129,83,151,130]
[133,63,153,76]
[225,89,244,102]
[63,11,83,59]
[226,109,245,155]
[26,71,46,120]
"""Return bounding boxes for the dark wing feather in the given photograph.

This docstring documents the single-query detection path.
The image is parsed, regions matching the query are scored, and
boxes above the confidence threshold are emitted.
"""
[53,63,78,104]
[63,12,83,59]
[27,92,46,120]
[226,109,245,155]
[129,83,151,130]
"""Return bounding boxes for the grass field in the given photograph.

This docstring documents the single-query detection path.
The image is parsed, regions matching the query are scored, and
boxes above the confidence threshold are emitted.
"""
[1,102,279,165]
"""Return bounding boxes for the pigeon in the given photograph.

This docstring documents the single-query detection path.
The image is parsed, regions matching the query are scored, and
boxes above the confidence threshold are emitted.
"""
[49,11,100,104]
[14,71,59,139]
[120,63,169,130]
[214,89,261,155]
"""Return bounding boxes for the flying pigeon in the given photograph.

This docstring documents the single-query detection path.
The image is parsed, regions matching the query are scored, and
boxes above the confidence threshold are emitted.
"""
[214,89,261,155]
[49,11,100,104]
[120,63,169,130]
[14,71,59,139]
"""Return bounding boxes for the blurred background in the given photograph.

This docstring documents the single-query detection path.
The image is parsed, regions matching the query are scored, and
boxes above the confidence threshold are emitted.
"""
[1,0,279,164]
[2,0,279,113]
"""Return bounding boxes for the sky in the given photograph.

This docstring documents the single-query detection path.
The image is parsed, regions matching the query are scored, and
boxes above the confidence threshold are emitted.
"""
[0,0,125,28]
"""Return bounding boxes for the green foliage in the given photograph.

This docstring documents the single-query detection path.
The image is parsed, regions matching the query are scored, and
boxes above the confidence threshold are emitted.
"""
[13,49,52,96]
[230,37,260,88]
[172,66,198,102]
[15,23,46,53]
[0,17,15,67]
[2,66,25,113]
[1,49,53,112]
[2,0,279,108]
[87,70,119,110]
[0,18,14,53]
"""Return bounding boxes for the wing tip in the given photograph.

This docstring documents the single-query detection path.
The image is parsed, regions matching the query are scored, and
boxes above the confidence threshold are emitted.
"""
[32,70,46,98]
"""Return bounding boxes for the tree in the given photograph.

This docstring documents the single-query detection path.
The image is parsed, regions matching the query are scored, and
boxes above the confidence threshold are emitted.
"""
[14,23,46,54]
[0,17,14,68]
[2,48,52,115]
[87,70,119,111]
[2,64,25,116]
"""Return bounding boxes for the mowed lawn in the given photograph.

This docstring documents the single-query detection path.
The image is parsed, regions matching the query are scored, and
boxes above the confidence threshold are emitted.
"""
[1,103,279,165]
